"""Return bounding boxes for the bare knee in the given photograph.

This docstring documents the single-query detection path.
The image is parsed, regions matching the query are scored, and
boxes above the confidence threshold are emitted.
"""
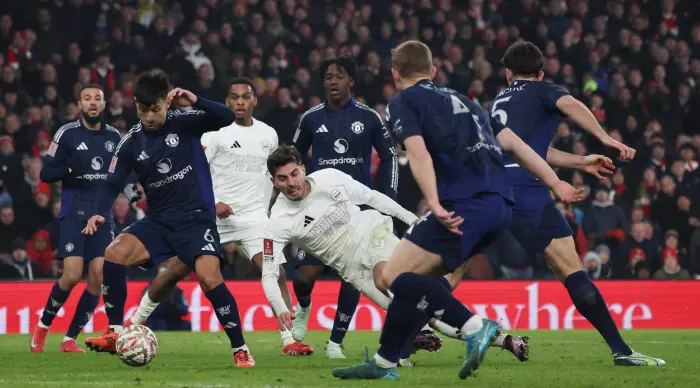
[544,237,583,281]
[375,270,393,294]
[195,256,224,293]
[105,243,128,265]
[60,271,82,289]
[86,259,104,293]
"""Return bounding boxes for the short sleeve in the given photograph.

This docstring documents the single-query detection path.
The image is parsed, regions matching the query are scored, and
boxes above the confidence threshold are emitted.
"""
[540,83,570,112]
[489,111,507,136]
[201,132,218,162]
[386,95,422,143]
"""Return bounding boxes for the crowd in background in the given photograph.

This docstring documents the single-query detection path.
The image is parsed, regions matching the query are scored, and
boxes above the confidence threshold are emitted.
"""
[1,0,700,281]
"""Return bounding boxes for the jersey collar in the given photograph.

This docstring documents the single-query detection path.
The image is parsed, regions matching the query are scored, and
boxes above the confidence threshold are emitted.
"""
[324,98,356,113]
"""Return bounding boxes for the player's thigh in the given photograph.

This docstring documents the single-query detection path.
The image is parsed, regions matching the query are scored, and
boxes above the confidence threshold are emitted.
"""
[510,198,573,257]
[86,257,104,293]
[57,217,87,260]
[193,255,225,292]
[149,257,190,301]
[544,236,583,281]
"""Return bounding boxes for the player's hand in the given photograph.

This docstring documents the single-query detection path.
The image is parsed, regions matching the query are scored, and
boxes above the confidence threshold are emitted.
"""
[82,215,105,235]
[580,154,615,180]
[428,201,464,235]
[215,202,234,219]
[277,311,295,331]
[168,88,197,108]
[123,183,143,203]
[603,137,636,160]
[552,181,585,203]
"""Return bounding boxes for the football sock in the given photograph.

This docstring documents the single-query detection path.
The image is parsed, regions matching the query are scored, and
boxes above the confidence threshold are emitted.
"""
[293,278,313,308]
[102,261,127,328]
[329,281,360,344]
[377,273,476,364]
[564,270,632,355]
[232,344,250,353]
[206,283,245,349]
[40,282,71,327]
[280,329,294,346]
[65,289,100,339]
[494,334,508,348]
[132,292,160,325]
[399,315,432,359]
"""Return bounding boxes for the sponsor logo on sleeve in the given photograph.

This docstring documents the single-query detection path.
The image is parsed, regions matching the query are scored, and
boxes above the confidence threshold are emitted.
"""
[47,142,58,157]
[108,156,118,173]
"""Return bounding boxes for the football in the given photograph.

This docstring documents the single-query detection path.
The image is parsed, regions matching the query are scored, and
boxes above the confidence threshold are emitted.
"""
[116,325,158,367]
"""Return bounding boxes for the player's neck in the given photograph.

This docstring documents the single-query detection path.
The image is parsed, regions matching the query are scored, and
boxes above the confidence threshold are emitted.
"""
[81,118,102,131]
[399,76,430,90]
[510,76,539,84]
[300,180,312,200]
[235,116,253,127]
[327,94,352,111]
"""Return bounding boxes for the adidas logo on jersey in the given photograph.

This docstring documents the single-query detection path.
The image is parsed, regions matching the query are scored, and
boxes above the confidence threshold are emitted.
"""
[77,142,88,150]
[137,151,150,161]
[202,243,216,252]
[231,141,242,148]
[316,125,329,133]
[304,215,314,227]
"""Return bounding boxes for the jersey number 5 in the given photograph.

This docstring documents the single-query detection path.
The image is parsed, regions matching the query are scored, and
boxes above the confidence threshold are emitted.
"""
[491,96,512,125]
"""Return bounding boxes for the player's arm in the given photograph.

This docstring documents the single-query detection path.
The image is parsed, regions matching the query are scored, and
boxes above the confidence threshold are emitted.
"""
[497,128,583,202]
[40,131,86,183]
[555,95,635,160]
[168,88,235,136]
[371,116,399,199]
[546,147,615,180]
[337,169,418,226]
[261,222,293,327]
[292,113,313,163]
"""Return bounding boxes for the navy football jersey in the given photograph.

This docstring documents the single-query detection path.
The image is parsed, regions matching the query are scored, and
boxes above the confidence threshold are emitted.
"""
[490,80,569,187]
[386,80,513,203]
[293,99,398,199]
[41,120,122,222]
[95,98,235,221]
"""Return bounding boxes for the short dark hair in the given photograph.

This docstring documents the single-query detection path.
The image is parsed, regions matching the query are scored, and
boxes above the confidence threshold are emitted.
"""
[228,77,257,96]
[319,57,357,82]
[79,84,104,97]
[267,145,301,176]
[501,42,544,78]
[134,70,170,106]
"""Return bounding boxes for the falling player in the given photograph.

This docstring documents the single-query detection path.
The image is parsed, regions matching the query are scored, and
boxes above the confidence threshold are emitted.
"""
[125,78,313,356]
[81,71,255,367]
[30,85,121,353]
[489,42,664,366]
[291,57,399,359]
[333,40,583,380]
[262,146,529,366]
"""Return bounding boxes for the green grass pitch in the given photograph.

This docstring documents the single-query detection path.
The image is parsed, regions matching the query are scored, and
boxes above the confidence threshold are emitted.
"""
[1,330,698,387]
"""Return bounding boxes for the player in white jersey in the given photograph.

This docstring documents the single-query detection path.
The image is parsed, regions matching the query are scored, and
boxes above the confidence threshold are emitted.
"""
[262,146,528,364]
[126,79,313,356]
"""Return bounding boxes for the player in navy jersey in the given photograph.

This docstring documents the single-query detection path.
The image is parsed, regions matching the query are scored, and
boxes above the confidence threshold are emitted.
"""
[290,57,400,358]
[81,71,255,367]
[490,42,664,367]
[29,85,121,353]
[333,41,583,381]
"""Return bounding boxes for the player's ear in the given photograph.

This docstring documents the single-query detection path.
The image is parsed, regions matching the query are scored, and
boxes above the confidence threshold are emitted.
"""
[505,68,512,83]
[252,96,258,107]
[538,71,545,81]
[430,66,437,80]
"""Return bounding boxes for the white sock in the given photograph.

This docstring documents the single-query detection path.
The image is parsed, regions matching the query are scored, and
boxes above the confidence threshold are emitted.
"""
[373,353,397,368]
[232,344,250,353]
[328,340,341,348]
[109,325,124,334]
[280,330,294,346]
[461,315,484,336]
[63,336,74,343]
[432,320,461,340]
[421,324,431,331]
[492,334,508,348]
[38,321,50,330]
[132,293,159,325]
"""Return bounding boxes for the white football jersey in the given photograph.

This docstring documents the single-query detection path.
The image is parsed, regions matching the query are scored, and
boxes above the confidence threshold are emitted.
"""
[201,119,278,221]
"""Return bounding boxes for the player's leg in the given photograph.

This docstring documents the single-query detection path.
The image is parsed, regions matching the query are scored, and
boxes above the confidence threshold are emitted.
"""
[31,217,86,353]
[129,257,191,326]
[326,280,361,357]
[291,256,325,341]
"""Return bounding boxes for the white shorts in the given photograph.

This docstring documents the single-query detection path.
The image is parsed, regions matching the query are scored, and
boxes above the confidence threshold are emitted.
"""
[217,220,265,260]
[343,219,398,291]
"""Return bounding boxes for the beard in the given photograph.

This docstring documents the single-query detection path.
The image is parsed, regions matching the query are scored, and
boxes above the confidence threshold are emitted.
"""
[83,111,104,125]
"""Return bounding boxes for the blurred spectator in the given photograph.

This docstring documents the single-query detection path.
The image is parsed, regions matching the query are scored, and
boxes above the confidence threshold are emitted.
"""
[0,238,42,280]
[0,205,16,254]
[583,185,629,242]
[113,194,137,235]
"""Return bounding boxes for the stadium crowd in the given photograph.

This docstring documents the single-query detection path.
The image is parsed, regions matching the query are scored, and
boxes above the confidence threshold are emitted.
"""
[1,0,700,281]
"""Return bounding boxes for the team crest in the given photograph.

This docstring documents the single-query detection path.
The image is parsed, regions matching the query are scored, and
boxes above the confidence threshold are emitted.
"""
[105,141,115,152]
[261,140,271,154]
[165,133,179,147]
[330,188,342,202]
[297,250,306,260]
[65,243,74,253]
[351,121,364,134]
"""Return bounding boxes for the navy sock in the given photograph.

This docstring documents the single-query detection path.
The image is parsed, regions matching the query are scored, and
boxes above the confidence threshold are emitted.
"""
[329,281,361,344]
[206,283,245,348]
[40,282,71,327]
[293,278,313,308]
[564,271,632,355]
[378,273,475,363]
[65,290,100,339]
[102,261,127,326]
[399,315,432,359]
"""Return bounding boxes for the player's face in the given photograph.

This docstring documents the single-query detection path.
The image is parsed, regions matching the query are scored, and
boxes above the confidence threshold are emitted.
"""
[272,162,307,201]
[136,98,170,130]
[78,88,106,123]
[225,84,257,119]
[323,64,353,101]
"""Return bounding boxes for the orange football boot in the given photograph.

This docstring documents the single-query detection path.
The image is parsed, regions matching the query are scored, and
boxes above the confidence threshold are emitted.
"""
[60,339,86,353]
[283,341,314,356]
[85,328,119,354]
[29,325,49,353]
[233,349,256,367]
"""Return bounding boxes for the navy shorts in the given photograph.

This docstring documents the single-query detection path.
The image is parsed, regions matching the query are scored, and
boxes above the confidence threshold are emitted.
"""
[405,193,512,272]
[509,186,573,256]
[122,214,222,268]
[57,217,114,261]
